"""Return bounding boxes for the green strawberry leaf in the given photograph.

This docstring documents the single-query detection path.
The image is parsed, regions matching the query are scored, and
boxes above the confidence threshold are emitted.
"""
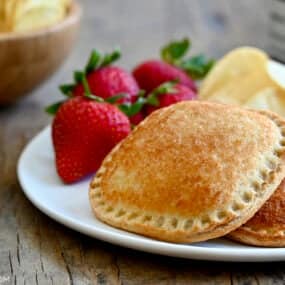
[161,38,190,64]
[119,97,146,117]
[59,84,75,97]
[130,97,147,115]
[153,80,178,94]
[73,70,85,84]
[105,93,127,103]
[160,38,215,80]
[117,90,148,117]
[100,48,121,68]
[85,49,102,73]
[76,70,99,100]
[146,94,160,106]
[180,55,215,80]
[45,100,65,115]
[146,80,178,106]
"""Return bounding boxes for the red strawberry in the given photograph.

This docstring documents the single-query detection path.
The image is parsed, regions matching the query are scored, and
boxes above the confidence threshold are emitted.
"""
[51,97,131,183]
[145,83,197,115]
[132,38,215,94]
[73,66,139,103]
[60,49,139,104]
[133,60,197,93]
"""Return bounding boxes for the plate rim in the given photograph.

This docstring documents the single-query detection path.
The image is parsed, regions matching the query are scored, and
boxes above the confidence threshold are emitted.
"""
[17,126,285,262]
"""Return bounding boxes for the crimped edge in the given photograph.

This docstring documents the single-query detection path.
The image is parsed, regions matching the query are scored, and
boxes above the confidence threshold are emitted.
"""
[228,226,285,247]
[228,109,285,247]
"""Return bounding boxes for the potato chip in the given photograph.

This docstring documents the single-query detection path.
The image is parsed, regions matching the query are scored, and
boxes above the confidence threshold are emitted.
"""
[0,0,71,33]
[199,46,285,119]
[206,68,280,105]
[268,60,285,90]
[199,47,268,100]
[243,87,285,117]
[13,1,65,32]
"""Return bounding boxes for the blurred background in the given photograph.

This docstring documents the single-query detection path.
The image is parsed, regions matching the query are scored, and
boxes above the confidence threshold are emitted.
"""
[35,0,270,107]
[0,0,273,108]
[0,0,276,139]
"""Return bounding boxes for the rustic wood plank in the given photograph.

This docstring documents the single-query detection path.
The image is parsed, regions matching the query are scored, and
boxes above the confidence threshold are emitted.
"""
[0,0,284,284]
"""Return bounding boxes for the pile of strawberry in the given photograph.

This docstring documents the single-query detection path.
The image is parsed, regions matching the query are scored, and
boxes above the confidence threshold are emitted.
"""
[47,38,214,183]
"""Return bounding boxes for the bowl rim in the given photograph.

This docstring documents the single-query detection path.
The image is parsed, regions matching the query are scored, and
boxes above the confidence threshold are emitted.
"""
[0,1,82,41]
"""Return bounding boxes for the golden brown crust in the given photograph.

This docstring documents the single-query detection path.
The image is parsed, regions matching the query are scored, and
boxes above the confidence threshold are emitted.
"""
[89,101,285,243]
[228,179,285,247]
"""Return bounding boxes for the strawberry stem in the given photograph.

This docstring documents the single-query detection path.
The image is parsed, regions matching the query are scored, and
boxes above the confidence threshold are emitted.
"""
[100,48,121,68]
[117,81,178,117]
[81,73,92,96]
[146,80,178,106]
[85,49,102,73]
[161,38,215,80]
[85,93,105,102]
[59,47,122,97]
[119,97,147,117]
[80,73,105,102]
[105,93,127,103]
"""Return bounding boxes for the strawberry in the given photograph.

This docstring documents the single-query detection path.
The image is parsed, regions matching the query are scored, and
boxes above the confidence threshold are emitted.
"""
[133,59,197,93]
[51,96,131,184]
[60,49,139,104]
[133,38,215,93]
[58,47,145,126]
[145,82,197,115]
[73,66,139,103]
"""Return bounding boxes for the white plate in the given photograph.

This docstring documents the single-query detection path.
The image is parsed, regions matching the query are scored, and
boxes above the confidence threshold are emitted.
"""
[18,126,285,262]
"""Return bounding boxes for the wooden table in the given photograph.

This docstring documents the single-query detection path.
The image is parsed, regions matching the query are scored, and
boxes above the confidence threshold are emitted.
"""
[1,0,284,284]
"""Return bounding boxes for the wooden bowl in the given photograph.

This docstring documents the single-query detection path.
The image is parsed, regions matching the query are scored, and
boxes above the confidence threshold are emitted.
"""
[0,1,81,105]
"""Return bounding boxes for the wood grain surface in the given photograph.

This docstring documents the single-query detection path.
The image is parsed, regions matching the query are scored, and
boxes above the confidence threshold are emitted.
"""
[1,0,284,284]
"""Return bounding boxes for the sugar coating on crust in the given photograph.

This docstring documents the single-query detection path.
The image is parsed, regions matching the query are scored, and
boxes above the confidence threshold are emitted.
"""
[89,101,285,243]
